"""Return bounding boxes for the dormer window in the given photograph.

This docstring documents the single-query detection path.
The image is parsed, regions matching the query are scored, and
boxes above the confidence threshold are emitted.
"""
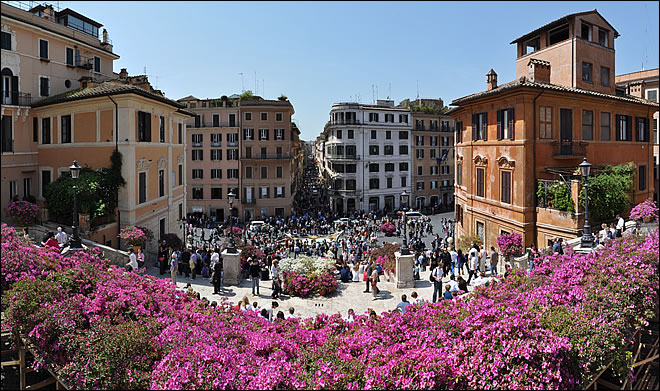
[548,24,569,46]
[525,37,540,55]
[598,28,608,47]
[581,22,592,41]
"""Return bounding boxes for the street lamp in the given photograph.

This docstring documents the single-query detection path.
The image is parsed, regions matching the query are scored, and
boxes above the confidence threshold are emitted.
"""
[400,190,410,255]
[579,158,595,248]
[226,189,237,253]
[68,160,82,249]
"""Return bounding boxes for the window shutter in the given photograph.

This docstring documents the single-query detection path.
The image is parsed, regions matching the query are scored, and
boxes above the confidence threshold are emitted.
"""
[10,76,18,105]
[483,113,488,141]
[615,115,621,141]
[266,129,269,140]
[146,114,152,142]
[509,108,515,140]
[472,114,477,141]
[626,115,632,141]
[496,110,502,140]
[645,118,650,142]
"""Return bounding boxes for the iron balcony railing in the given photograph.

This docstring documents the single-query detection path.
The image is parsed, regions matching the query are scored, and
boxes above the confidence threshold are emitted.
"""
[554,141,587,157]
[1,91,32,107]
[187,122,238,129]
[242,198,256,205]
[331,119,361,125]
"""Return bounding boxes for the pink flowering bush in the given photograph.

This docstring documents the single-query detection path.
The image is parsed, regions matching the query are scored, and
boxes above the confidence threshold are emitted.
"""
[629,199,658,221]
[118,226,149,247]
[496,232,524,257]
[371,242,400,275]
[1,223,658,390]
[380,222,396,236]
[225,226,243,236]
[7,200,40,227]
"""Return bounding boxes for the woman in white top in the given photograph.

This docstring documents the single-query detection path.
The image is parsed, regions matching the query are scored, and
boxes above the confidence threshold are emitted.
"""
[352,262,360,282]
[357,262,365,281]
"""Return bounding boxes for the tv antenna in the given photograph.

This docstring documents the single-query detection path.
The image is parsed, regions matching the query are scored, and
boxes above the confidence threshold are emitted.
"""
[238,73,245,92]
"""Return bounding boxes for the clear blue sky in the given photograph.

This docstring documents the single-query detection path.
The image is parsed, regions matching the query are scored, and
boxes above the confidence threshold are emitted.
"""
[65,1,658,140]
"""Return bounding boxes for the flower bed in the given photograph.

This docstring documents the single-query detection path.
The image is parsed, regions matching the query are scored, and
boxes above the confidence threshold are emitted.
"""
[370,242,400,275]
[496,232,523,257]
[380,222,396,236]
[1,223,658,390]
[629,199,658,221]
[7,200,40,227]
[279,255,337,297]
[118,226,149,247]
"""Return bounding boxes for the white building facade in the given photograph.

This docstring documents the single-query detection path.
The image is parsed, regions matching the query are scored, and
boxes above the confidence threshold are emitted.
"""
[322,100,413,215]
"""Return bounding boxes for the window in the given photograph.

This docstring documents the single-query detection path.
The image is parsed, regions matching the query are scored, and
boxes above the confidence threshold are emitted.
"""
[371,130,377,139]
[639,165,646,191]
[61,115,71,143]
[260,186,270,198]
[260,112,267,121]
[39,39,48,59]
[33,118,38,142]
[41,170,51,199]
[600,67,610,86]
[369,178,379,189]
[399,114,408,123]
[346,179,356,190]
[23,178,32,198]
[191,150,203,161]
[1,116,12,153]
[243,128,254,140]
[400,176,407,187]
[417,166,423,175]
[94,56,100,73]
[385,130,391,140]
[261,166,268,179]
[211,133,222,146]
[194,115,201,128]
[244,166,252,178]
[276,166,283,178]
[416,135,424,146]
[385,163,394,172]
[501,171,511,204]
[212,114,220,127]
[276,113,283,121]
[1,31,10,50]
[399,145,408,155]
[582,62,592,83]
[598,29,608,47]
[227,133,238,145]
[369,113,379,122]
[369,145,379,155]
[41,117,50,144]
[259,128,269,140]
[211,188,222,200]
[636,117,649,142]
[645,89,658,103]
[138,172,146,203]
[178,123,182,144]
[245,112,252,121]
[430,149,437,159]
[39,77,49,97]
[275,186,285,198]
[416,149,424,159]
[416,120,424,130]
[346,164,356,173]
[336,129,342,139]
[158,169,165,197]
[369,163,379,173]
[540,107,552,139]
[65,47,74,65]
[210,149,222,160]
[227,169,238,179]
[138,111,151,142]
[456,121,463,143]
[430,120,439,130]
[399,162,408,171]
[347,129,354,139]
[261,147,267,158]
[178,164,183,186]
[192,187,203,200]
[616,115,633,141]
[525,37,540,54]
[191,169,203,179]
[275,128,284,140]
[476,168,485,197]
[457,163,462,186]
[472,112,488,140]
[159,116,165,142]
[383,145,394,155]
[497,108,515,140]
[228,149,238,160]
[431,180,438,189]
[581,22,592,41]
[399,131,408,140]
[600,112,610,141]
[384,177,392,188]
[385,114,394,123]
[582,110,593,140]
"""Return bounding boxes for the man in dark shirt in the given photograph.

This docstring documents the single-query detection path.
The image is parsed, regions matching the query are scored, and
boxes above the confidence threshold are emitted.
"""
[363,260,373,293]
[340,264,350,283]
[249,258,261,296]
[212,257,223,294]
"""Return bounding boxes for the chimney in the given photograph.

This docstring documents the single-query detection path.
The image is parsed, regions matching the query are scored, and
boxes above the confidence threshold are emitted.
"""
[102,29,109,43]
[486,69,498,91]
[119,68,128,80]
[527,59,551,83]
[43,5,55,20]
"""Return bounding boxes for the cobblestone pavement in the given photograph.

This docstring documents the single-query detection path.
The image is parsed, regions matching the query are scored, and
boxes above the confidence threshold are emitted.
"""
[142,211,476,319]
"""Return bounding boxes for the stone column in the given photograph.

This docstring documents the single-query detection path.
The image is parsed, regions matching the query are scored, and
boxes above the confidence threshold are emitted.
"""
[395,251,415,289]
[221,249,242,286]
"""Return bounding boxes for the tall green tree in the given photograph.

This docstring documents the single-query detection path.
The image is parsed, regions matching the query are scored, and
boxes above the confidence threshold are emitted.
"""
[579,163,635,224]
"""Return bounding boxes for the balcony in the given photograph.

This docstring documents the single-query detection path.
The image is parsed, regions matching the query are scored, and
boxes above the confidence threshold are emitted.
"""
[1,91,32,107]
[243,153,291,160]
[75,54,93,70]
[242,198,256,205]
[331,119,361,125]
[553,141,587,159]
[187,122,238,129]
[227,141,238,147]
[327,154,359,161]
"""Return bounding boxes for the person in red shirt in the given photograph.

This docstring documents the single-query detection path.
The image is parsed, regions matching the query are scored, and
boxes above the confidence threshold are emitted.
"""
[43,232,60,251]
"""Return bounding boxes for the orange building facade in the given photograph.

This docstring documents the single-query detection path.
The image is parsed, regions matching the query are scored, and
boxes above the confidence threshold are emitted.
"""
[451,10,658,251]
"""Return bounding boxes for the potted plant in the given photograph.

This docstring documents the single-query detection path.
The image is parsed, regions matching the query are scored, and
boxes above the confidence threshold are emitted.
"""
[496,232,524,265]
[380,222,396,237]
[629,199,659,223]
[7,200,40,227]
[118,226,148,249]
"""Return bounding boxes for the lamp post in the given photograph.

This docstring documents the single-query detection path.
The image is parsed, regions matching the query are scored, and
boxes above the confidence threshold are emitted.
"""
[68,160,82,249]
[400,190,410,255]
[579,158,595,248]
[227,189,237,253]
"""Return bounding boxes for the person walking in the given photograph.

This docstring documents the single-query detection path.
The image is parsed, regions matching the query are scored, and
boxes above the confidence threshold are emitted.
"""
[126,248,138,272]
[489,246,499,276]
[249,258,261,296]
[170,252,178,285]
[363,260,373,293]
[431,262,444,303]
[370,267,379,300]
[212,256,223,294]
